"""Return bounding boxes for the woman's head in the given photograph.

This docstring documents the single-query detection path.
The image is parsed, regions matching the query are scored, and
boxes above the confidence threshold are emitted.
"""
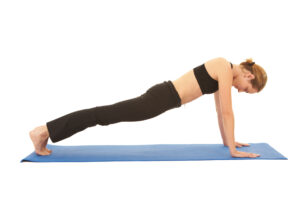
[233,58,268,93]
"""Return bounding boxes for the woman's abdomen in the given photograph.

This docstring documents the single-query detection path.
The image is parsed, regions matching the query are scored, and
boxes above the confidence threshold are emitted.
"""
[172,70,203,105]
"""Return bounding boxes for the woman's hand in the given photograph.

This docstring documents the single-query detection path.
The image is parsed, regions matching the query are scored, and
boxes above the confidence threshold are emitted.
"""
[224,141,250,148]
[235,141,250,148]
[224,142,260,158]
[231,150,260,158]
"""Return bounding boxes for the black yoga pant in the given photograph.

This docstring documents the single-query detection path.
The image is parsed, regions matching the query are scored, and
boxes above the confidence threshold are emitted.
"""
[46,80,182,143]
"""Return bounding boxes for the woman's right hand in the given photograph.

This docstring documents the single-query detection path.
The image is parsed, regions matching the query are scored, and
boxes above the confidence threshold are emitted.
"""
[231,150,260,158]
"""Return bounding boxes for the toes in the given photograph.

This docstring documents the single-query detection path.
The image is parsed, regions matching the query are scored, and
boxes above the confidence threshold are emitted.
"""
[35,151,47,156]
[45,148,52,154]
[35,149,52,156]
[37,151,50,156]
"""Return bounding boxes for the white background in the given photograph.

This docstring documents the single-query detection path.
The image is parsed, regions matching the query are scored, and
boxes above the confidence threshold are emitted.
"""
[1,0,299,199]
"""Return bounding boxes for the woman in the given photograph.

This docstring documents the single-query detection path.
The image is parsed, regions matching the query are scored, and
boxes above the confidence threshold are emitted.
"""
[29,57,267,158]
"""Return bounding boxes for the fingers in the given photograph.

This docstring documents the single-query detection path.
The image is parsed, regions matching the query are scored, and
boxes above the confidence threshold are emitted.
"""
[235,142,250,148]
[235,143,258,157]
[252,153,260,157]
[235,143,244,148]
[247,152,260,158]
[232,151,260,158]
[240,142,250,146]
[236,143,242,148]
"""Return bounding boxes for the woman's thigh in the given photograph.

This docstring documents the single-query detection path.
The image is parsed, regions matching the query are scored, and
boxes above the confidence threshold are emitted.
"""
[94,81,180,125]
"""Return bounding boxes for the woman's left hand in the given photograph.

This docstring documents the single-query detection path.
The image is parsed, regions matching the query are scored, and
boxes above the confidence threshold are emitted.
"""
[235,142,250,148]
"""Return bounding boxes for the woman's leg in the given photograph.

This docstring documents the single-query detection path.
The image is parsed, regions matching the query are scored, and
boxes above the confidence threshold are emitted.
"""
[30,80,182,154]
[47,80,181,142]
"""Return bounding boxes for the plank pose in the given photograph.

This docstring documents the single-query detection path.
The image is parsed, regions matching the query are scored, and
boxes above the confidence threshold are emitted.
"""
[29,57,267,158]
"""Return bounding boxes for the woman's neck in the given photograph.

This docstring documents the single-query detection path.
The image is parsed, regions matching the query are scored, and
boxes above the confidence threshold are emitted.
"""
[232,64,242,79]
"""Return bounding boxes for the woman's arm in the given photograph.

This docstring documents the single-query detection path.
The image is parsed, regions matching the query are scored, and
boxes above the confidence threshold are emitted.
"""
[214,91,228,146]
[215,91,259,158]
[221,111,236,153]
[215,107,251,148]
[212,57,260,158]
[217,114,227,145]
[213,58,236,154]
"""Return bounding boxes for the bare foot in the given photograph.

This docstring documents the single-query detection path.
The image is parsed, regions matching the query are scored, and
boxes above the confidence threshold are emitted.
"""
[29,125,52,156]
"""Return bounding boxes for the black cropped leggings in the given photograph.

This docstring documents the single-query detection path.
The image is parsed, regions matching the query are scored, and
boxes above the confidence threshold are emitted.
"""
[46,80,182,143]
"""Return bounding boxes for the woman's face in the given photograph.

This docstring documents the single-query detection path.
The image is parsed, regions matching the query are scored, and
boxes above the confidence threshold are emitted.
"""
[233,70,258,94]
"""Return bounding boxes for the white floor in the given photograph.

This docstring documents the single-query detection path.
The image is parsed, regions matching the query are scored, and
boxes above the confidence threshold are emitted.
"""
[8,154,296,200]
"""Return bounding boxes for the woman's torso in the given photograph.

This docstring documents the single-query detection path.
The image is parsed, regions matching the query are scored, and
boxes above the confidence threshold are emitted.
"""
[172,59,231,105]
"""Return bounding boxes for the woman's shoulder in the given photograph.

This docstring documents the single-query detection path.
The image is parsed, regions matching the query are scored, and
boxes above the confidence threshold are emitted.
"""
[205,57,231,68]
[204,57,231,81]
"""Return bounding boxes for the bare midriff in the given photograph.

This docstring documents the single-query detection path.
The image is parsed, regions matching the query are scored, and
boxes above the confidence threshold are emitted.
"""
[171,70,203,105]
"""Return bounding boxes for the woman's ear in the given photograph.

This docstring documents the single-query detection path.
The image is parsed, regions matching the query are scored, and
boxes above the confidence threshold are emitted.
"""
[249,73,255,80]
[245,72,255,80]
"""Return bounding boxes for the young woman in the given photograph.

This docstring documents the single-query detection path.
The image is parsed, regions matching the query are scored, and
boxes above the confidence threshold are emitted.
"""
[29,57,267,158]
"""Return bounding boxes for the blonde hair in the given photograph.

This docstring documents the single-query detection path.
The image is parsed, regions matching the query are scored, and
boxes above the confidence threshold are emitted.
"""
[240,58,267,92]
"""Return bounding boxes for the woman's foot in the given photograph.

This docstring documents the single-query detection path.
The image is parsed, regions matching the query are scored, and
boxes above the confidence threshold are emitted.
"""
[29,125,52,156]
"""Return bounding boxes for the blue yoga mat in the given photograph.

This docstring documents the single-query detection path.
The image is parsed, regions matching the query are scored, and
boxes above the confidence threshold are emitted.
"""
[21,143,287,162]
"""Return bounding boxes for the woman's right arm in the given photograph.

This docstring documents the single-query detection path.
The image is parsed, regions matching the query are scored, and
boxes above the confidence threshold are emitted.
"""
[214,91,228,146]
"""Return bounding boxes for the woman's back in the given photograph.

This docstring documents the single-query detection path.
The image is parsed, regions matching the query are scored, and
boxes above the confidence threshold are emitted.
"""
[172,57,230,104]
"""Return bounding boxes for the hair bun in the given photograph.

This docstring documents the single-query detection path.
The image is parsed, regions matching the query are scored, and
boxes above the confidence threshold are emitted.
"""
[245,58,255,66]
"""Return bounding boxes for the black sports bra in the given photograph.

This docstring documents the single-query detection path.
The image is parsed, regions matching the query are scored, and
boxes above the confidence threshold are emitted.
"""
[193,62,233,94]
